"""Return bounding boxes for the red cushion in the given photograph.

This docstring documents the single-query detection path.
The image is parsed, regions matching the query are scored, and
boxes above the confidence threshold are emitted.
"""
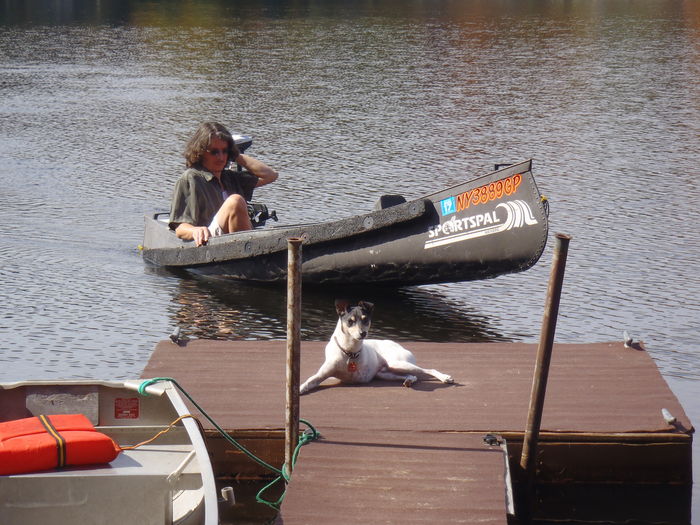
[0,414,120,475]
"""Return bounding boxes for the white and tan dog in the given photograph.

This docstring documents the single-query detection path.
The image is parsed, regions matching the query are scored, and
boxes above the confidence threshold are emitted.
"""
[300,299,454,395]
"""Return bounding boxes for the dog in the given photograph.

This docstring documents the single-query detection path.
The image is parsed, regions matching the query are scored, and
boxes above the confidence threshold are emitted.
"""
[299,299,454,394]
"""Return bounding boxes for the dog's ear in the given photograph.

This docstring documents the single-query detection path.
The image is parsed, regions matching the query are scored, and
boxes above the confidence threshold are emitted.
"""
[358,301,374,315]
[334,299,350,316]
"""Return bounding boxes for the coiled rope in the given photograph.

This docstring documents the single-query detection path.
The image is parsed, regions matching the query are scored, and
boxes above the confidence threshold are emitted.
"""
[137,377,318,510]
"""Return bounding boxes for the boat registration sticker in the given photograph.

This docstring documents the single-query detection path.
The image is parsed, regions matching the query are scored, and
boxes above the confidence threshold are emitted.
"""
[114,397,140,419]
[439,197,456,217]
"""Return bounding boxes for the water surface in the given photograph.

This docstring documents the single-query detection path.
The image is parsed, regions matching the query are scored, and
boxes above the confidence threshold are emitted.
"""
[1,0,699,520]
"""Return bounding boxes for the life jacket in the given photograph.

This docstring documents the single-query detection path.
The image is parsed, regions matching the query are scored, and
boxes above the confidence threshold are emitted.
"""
[0,414,120,475]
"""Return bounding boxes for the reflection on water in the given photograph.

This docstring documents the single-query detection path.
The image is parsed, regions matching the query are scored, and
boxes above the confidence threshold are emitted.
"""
[161,269,506,343]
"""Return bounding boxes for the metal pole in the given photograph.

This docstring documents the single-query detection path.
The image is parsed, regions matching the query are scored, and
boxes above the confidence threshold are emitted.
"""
[520,233,572,479]
[285,238,302,476]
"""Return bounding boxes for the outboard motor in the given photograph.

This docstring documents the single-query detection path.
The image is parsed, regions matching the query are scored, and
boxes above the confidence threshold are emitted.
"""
[247,202,278,227]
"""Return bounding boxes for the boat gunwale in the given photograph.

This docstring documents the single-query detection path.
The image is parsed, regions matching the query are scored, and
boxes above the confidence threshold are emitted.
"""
[142,197,432,266]
[421,158,533,201]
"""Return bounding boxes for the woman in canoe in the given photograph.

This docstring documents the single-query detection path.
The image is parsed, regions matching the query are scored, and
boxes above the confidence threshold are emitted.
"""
[169,122,278,246]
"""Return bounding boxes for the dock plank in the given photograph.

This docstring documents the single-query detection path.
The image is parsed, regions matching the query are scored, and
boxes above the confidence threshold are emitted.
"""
[276,430,506,525]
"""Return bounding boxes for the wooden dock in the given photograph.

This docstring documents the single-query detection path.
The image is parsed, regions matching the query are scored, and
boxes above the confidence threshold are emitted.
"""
[142,340,693,524]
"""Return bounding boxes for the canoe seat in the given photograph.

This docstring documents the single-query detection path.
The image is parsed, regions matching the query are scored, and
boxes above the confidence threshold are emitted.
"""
[374,194,406,210]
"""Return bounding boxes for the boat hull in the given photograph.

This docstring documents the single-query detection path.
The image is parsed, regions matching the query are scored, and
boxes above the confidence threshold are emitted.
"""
[0,380,218,525]
[142,160,548,286]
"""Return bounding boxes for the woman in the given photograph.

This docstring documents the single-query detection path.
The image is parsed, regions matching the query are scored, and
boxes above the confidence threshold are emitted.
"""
[169,122,278,246]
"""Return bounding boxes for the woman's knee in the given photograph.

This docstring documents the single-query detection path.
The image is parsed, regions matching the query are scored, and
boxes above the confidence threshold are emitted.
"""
[223,194,247,213]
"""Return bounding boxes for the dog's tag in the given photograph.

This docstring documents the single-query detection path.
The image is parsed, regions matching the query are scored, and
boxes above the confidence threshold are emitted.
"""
[347,361,357,372]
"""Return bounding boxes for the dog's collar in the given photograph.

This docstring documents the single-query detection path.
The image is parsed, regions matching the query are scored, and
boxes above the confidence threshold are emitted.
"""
[334,336,361,360]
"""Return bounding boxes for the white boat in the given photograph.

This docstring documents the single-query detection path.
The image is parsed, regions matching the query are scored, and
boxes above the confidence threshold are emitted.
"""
[0,379,219,525]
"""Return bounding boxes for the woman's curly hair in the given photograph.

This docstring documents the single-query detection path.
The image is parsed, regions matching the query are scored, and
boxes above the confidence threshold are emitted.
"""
[184,122,240,169]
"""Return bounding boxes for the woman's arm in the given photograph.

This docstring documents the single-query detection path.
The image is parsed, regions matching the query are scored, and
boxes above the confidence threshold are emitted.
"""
[235,153,279,187]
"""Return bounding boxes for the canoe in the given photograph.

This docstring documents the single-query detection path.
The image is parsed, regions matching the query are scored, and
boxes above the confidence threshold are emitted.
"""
[142,159,549,286]
[0,380,219,525]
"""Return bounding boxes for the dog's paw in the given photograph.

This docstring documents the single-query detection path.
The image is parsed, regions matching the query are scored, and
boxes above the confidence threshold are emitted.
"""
[299,383,310,395]
[403,375,417,387]
[441,375,454,384]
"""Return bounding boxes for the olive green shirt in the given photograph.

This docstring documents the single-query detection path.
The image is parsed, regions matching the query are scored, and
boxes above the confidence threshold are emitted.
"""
[169,167,258,230]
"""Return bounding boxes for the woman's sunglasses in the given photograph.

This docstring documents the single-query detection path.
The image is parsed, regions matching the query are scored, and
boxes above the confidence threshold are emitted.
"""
[206,148,229,157]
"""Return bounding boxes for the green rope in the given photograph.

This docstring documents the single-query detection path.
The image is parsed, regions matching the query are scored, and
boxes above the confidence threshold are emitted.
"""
[138,377,319,510]
[255,418,318,511]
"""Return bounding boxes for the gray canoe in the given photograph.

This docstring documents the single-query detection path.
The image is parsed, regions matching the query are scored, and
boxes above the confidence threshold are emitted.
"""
[142,159,549,286]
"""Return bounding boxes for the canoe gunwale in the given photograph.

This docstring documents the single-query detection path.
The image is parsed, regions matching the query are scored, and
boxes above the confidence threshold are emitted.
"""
[142,198,431,267]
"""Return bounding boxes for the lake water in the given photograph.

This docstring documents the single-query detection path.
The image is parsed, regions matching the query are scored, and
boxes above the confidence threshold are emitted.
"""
[1,0,699,521]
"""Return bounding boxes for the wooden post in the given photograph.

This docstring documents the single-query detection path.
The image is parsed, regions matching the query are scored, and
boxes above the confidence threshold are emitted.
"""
[285,238,302,476]
[520,233,572,480]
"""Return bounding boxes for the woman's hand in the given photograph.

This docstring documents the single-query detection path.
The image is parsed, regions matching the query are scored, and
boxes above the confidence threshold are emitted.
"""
[175,223,211,246]
[191,226,210,247]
